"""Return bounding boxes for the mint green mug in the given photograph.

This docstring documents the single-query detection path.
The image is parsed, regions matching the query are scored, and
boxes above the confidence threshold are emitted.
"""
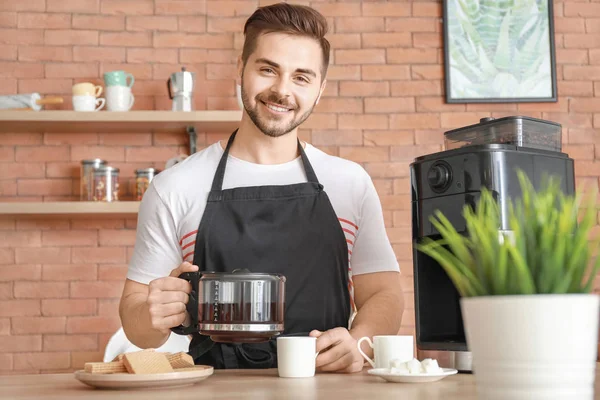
[103,70,134,88]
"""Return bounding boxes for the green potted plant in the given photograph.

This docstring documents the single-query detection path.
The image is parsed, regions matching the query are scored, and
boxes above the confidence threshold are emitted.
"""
[418,171,600,400]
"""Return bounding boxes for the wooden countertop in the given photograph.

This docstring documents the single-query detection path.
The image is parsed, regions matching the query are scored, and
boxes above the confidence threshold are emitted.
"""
[1,366,598,400]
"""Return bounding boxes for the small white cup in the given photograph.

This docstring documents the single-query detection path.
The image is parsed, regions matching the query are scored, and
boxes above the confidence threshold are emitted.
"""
[106,85,135,112]
[277,336,318,378]
[72,95,105,112]
[357,335,413,369]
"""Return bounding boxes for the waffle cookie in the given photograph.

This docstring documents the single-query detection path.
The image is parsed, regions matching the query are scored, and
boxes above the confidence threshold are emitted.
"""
[122,350,174,374]
[167,352,195,369]
[112,348,157,362]
[84,361,127,374]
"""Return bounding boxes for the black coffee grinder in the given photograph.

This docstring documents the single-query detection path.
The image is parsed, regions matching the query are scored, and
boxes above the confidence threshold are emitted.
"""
[410,116,575,372]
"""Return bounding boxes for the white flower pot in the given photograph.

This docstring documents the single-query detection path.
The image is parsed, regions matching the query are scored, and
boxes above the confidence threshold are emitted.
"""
[461,294,599,400]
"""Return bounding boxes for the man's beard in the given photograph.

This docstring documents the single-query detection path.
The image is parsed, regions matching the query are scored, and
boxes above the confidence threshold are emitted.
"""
[241,80,316,138]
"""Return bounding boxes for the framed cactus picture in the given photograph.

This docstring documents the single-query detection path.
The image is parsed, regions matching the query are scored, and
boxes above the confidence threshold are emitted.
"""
[443,0,558,103]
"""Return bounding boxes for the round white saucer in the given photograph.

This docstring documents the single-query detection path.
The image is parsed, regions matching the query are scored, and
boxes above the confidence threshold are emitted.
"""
[367,367,458,383]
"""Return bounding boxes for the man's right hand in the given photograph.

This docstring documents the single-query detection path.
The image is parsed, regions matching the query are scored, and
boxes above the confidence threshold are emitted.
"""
[147,262,199,334]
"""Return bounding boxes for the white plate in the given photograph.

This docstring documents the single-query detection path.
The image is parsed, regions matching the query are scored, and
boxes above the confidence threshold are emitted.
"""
[367,368,458,383]
[74,365,214,390]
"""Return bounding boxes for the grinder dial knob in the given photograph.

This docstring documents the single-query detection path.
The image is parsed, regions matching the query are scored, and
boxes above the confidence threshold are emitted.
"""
[427,161,452,192]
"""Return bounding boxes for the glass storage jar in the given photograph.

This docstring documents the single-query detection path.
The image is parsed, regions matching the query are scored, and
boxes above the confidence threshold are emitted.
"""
[135,168,159,201]
[80,159,107,201]
[92,166,120,202]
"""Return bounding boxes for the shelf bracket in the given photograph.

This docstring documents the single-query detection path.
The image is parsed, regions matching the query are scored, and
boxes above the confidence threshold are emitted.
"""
[187,126,197,155]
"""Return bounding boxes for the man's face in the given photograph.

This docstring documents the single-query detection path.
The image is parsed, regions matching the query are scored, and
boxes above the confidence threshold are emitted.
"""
[239,32,326,138]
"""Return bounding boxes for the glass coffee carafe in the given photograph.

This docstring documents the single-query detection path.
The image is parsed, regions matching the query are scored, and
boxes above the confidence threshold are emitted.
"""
[171,270,286,343]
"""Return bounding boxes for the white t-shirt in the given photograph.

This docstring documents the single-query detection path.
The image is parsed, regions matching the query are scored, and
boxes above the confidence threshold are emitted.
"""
[127,142,400,296]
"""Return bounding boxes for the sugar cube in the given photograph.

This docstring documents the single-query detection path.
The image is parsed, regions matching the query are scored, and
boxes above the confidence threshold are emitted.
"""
[421,358,442,374]
[389,359,409,374]
[406,358,422,374]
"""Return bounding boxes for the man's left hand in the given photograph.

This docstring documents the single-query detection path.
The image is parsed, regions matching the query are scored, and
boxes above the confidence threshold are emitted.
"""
[309,328,364,373]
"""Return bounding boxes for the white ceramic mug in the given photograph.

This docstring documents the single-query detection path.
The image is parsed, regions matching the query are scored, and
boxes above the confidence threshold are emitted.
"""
[277,337,318,378]
[72,95,105,112]
[357,335,413,369]
[105,85,135,112]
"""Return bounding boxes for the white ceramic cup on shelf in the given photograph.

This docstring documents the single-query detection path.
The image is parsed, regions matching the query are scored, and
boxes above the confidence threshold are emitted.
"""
[277,336,318,378]
[357,335,413,369]
[72,95,105,112]
[105,85,135,112]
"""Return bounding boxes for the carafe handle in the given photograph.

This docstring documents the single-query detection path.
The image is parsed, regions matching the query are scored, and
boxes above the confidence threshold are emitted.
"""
[170,271,199,335]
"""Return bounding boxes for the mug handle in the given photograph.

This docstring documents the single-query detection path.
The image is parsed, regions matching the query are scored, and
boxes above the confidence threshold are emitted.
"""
[95,85,103,97]
[171,271,199,335]
[128,92,135,110]
[95,98,105,111]
[357,337,376,368]
[126,73,135,88]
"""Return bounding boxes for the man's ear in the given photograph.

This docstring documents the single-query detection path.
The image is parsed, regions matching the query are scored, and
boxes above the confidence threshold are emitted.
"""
[237,55,244,82]
[315,79,327,105]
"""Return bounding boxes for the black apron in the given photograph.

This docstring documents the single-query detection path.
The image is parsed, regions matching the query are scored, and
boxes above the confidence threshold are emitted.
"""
[188,130,351,369]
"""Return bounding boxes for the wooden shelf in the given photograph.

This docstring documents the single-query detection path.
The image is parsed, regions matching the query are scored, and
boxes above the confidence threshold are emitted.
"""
[0,110,242,133]
[0,110,241,216]
[0,201,140,218]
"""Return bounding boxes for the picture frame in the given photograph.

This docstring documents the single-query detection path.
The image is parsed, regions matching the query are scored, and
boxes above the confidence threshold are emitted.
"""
[443,0,558,103]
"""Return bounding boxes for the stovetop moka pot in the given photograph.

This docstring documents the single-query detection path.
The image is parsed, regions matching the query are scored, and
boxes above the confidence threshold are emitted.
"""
[167,67,195,112]
[171,269,286,343]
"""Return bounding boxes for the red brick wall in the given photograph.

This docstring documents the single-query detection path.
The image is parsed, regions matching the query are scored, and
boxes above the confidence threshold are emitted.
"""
[0,0,598,374]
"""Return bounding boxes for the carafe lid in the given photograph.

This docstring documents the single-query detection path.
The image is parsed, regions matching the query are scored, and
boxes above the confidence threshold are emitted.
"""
[202,270,286,282]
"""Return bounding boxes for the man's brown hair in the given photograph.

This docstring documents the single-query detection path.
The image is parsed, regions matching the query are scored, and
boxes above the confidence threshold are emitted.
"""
[242,3,330,78]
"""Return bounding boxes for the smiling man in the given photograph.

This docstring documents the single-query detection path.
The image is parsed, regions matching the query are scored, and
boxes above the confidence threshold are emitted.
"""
[119,2,405,373]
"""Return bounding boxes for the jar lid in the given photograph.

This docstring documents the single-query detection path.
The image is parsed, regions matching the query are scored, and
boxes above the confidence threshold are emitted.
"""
[81,159,107,166]
[93,166,120,174]
[135,168,160,175]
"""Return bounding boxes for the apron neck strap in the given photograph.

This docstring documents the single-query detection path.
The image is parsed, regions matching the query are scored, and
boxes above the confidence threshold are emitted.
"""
[211,129,320,191]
